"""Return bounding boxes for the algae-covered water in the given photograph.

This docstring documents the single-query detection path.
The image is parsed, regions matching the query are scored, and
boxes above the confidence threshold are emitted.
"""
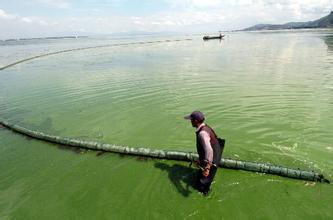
[1,30,333,219]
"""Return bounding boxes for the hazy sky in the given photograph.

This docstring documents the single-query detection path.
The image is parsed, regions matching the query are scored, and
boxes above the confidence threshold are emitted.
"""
[1,0,332,39]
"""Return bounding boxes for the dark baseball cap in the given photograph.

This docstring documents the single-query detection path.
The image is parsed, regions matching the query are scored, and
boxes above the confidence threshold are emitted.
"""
[184,111,205,121]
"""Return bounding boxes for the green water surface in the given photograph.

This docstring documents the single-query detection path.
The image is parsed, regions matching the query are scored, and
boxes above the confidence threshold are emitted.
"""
[1,30,333,219]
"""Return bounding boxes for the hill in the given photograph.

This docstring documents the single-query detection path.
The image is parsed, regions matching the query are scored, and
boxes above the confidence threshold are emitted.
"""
[243,11,333,31]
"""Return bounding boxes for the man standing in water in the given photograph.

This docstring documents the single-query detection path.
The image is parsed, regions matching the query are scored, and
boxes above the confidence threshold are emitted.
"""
[184,111,224,195]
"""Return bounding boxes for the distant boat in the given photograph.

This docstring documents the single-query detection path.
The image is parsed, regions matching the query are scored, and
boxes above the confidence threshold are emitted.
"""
[203,34,225,40]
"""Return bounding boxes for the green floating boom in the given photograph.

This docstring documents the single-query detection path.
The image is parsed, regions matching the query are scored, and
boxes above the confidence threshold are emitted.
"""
[0,119,329,183]
[0,39,192,71]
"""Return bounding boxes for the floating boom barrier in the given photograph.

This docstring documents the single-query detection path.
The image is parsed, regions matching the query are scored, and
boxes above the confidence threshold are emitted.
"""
[0,39,192,71]
[0,119,330,183]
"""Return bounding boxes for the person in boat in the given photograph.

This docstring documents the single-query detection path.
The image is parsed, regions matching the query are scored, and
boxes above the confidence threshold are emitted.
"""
[184,110,223,195]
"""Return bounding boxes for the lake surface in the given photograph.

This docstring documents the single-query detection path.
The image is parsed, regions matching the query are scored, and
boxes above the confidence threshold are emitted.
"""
[1,30,333,219]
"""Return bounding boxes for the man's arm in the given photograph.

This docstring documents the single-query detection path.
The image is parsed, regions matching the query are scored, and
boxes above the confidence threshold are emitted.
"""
[199,130,213,163]
[199,131,213,177]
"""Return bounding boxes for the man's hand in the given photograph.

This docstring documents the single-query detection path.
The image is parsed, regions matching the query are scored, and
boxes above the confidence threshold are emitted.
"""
[202,168,210,177]
[202,162,212,177]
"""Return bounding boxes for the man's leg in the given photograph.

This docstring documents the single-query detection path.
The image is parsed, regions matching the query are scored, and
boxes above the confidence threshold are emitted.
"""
[198,166,218,195]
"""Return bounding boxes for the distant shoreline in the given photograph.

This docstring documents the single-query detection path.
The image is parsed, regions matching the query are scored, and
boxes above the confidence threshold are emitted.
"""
[1,35,88,42]
[238,27,333,33]
[242,11,333,31]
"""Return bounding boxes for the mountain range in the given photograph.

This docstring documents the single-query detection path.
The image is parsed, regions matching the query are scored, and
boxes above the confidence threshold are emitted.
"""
[243,11,333,31]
